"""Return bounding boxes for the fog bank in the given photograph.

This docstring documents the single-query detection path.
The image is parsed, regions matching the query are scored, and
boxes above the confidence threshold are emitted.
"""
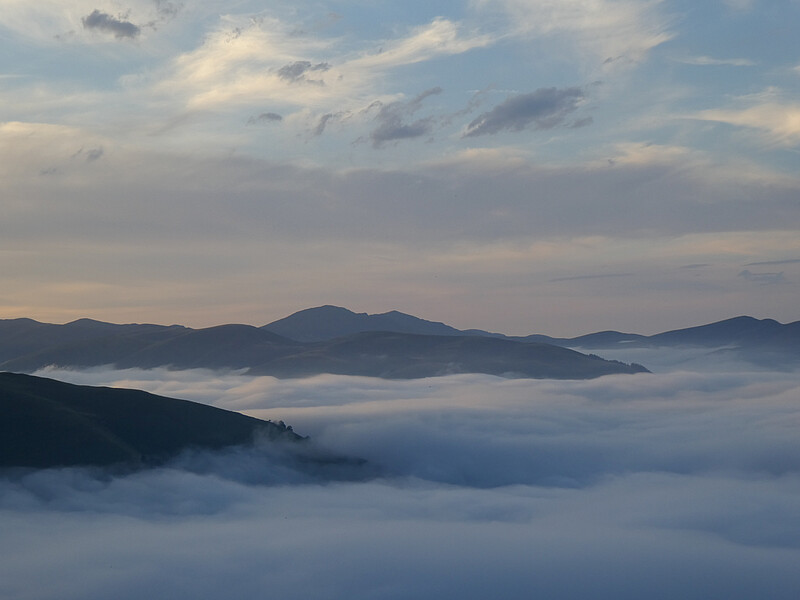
[2,359,799,598]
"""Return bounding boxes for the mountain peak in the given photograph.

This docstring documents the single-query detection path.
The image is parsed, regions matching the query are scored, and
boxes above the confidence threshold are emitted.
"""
[262,306,461,342]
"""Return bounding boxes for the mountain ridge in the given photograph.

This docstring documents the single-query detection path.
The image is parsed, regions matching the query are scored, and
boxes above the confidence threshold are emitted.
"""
[0,371,300,470]
[2,308,797,376]
[0,312,646,380]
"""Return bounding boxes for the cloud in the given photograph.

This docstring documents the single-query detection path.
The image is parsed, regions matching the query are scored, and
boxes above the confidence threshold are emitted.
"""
[549,273,634,282]
[2,365,800,599]
[367,87,443,148]
[569,116,593,128]
[349,18,492,70]
[1,120,799,332]
[277,60,330,84]
[155,16,339,110]
[247,112,283,125]
[746,259,800,266]
[82,9,141,39]
[474,0,673,66]
[738,269,787,284]
[463,87,585,137]
[154,15,488,113]
[694,100,800,146]
[678,55,757,67]
[85,147,104,162]
[154,0,182,20]
[28,364,800,486]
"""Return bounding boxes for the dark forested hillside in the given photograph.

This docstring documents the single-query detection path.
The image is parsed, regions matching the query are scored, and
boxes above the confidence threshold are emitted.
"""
[0,372,299,469]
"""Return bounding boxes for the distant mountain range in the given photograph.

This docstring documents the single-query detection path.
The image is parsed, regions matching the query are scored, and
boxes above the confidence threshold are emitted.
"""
[263,307,800,368]
[0,310,647,379]
[2,307,796,378]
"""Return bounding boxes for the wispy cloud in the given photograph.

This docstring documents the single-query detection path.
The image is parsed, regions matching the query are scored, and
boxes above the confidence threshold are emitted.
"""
[474,0,674,66]
[746,258,800,266]
[738,269,787,284]
[367,87,443,148]
[677,55,756,67]
[550,273,634,282]
[348,18,492,70]
[694,98,800,146]
[154,15,488,115]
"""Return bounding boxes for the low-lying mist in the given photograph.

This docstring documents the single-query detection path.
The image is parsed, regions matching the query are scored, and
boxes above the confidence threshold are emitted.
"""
[2,350,799,599]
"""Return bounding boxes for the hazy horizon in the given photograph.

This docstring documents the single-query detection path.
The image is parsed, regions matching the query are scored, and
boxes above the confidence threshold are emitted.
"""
[2,304,798,340]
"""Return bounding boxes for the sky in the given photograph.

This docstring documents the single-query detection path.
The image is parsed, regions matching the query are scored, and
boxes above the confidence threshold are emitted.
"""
[3,355,800,599]
[1,0,799,335]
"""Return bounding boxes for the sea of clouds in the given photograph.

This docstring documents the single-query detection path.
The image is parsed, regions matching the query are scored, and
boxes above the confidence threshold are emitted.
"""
[2,350,800,599]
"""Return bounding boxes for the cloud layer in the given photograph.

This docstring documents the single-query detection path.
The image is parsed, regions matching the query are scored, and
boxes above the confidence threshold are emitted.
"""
[3,358,799,599]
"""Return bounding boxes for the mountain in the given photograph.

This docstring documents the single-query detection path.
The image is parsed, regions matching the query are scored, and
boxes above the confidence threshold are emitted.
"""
[0,371,300,470]
[648,316,786,347]
[2,309,797,375]
[0,318,186,366]
[0,321,299,373]
[262,305,463,342]
[260,307,800,368]
[0,317,646,379]
[250,331,648,379]
[532,316,800,368]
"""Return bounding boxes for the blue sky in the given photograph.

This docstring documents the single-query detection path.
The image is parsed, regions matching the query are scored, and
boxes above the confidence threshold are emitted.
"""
[1,0,799,334]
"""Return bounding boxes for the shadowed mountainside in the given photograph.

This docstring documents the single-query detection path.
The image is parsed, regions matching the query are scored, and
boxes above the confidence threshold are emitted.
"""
[0,371,300,469]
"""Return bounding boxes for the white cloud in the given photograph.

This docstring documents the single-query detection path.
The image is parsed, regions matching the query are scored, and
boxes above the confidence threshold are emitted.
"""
[153,15,490,113]
[473,0,673,66]
[677,55,756,67]
[695,102,800,147]
[154,15,338,110]
[3,365,800,599]
[347,17,492,70]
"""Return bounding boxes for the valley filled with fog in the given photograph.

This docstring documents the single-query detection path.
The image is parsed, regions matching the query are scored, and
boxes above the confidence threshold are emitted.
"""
[3,349,800,599]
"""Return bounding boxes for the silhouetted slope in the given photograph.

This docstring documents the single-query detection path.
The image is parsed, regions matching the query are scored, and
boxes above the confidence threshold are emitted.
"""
[0,318,185,366]
[0,324,298,372]
[522,331,647,348]
[648,316,785,346]
[115,325,299,370]
[262,305,462,342]
[256,331,648,379]
[0,372,300,469]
